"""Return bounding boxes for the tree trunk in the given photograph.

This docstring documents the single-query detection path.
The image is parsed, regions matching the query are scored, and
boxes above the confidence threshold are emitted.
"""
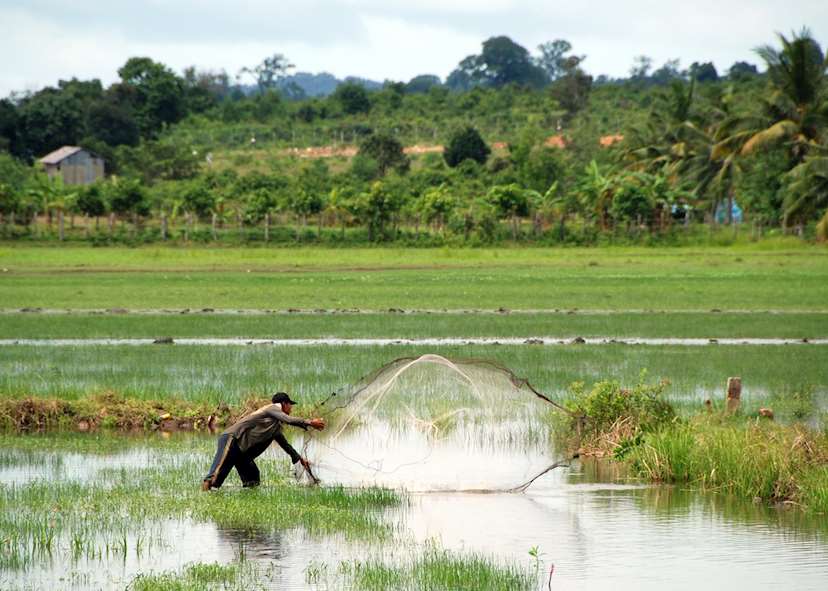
[83,214,89,239]
[533,212,542,238]
[108,213,115,236]
[95,216,100,231]
[264,213,270,242]
[415,215,420,240]
[211,213,217,241]
[727,190,734,225]
[161,213,167,241]
[558,215,566,242]
[58,210,64,241]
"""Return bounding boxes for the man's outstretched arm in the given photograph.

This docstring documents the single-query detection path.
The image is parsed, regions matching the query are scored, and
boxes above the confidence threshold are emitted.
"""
[264,405,326,431]
[273,432,302,464]
[263,405,311,429]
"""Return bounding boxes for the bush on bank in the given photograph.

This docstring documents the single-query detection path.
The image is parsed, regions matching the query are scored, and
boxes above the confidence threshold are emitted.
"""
[561,378,828,513]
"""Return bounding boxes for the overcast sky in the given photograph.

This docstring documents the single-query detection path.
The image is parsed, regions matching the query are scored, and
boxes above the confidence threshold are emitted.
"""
[2,0,827,97]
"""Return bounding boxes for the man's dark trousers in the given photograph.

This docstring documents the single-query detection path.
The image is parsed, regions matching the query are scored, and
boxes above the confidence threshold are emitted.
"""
[204,433,263,488]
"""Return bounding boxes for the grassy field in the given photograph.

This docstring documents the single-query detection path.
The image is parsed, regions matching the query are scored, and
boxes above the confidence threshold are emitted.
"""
[2,311,827,339]
[1,344,824,416]
[1,244,827,310]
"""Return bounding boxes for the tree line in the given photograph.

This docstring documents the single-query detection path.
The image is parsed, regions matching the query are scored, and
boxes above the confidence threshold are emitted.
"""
[0,30,826,244]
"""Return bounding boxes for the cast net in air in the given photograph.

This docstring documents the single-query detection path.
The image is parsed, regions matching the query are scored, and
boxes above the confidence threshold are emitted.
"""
[299,355,573,492]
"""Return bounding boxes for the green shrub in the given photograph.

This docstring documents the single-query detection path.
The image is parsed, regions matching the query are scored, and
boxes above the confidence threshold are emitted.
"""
[568,374,675,436]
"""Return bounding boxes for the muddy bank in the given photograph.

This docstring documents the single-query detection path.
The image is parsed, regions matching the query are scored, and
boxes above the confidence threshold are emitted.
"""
[3,307,827,315]
[1,336,825,346]
[0,392,272,433]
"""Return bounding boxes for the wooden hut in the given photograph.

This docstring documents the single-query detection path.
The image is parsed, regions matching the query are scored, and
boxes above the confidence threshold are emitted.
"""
[39,146,105,185]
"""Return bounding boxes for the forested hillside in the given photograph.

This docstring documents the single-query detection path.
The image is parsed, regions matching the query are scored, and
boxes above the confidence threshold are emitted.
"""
[0,31,826,244]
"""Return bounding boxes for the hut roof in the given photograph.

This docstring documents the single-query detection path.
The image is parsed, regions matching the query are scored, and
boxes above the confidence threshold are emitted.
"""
[39,146,84,165]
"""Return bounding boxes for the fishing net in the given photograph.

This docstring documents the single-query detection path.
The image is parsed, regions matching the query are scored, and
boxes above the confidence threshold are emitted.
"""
[300,355,572,492]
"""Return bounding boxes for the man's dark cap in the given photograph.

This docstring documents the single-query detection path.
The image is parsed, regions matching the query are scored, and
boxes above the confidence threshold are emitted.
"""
[272,392,298,405]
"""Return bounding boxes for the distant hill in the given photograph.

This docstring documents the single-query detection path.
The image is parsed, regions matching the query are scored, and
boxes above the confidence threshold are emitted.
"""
[238,72,386,98]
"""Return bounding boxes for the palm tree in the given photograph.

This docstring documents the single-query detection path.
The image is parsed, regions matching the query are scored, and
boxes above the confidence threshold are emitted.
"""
[576,161,614,230]
[783,146,828,238]
[622,79,699,172]
[738,29,828,163]
[672,122,743,224]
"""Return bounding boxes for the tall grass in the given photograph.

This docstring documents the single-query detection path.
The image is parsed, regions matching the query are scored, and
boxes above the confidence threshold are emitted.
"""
[629,418,828,512]
[128,561,251,591]
[340,547,536,591]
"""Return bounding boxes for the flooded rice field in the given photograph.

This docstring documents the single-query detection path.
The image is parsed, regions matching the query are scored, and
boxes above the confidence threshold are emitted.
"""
[2,356,827,590]
[2,436,828,590]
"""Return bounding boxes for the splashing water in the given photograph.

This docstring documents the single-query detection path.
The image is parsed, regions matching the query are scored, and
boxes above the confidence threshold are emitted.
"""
[301,355,567,492]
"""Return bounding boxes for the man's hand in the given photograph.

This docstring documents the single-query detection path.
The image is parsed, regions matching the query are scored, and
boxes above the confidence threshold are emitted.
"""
[307,418,326,430]
[300,457,311,469]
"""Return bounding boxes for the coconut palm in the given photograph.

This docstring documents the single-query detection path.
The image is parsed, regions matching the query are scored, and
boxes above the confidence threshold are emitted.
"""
[737,29,828,163]
[622,79,698,173]
[783,146,828,238]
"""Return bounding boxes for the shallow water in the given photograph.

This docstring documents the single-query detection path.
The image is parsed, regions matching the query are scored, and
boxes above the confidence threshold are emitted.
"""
[2,437,828,591]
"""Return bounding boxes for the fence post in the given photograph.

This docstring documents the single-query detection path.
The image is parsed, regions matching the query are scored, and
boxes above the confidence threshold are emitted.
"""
[726,377,741,413]
[264,213,270,242]
[58,210,65,242]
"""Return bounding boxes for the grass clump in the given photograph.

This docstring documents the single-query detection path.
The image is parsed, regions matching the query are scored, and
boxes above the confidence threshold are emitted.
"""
[128,561,255,591]
[340,547,536,591]
[628,418,828,513]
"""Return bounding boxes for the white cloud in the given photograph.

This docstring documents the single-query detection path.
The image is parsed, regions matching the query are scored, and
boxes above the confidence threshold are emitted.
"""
[1,0,826,97]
